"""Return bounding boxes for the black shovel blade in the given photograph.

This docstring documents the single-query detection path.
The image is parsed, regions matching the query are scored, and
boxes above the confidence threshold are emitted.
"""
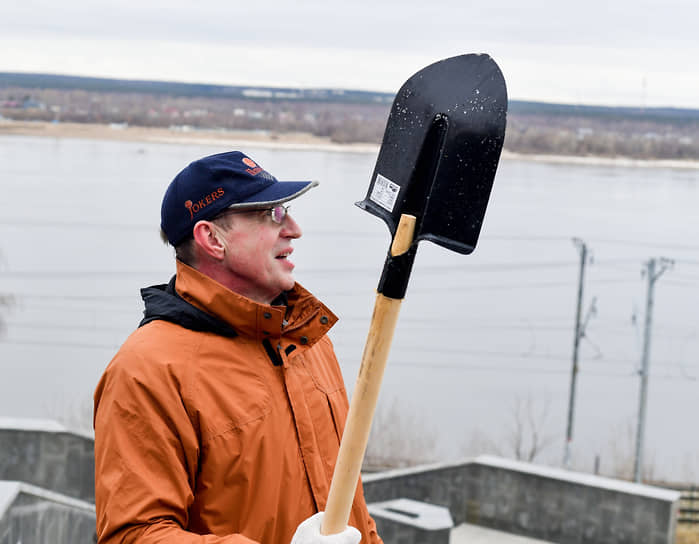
[357,54,507,255]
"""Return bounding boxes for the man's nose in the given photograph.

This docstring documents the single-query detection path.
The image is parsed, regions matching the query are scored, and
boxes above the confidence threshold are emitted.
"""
[281,213,302,238]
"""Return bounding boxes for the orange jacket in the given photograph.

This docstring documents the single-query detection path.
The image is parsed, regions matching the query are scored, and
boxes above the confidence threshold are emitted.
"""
[94,261,381,543]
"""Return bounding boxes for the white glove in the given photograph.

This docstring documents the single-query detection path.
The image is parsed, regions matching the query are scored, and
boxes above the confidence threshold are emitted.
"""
[290,512,361,544]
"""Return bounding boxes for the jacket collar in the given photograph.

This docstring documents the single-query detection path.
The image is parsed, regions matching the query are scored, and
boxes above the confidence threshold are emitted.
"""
[174,260,337,345]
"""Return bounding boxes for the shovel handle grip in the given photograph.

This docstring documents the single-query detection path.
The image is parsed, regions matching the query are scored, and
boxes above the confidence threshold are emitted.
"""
[321,214,416,536]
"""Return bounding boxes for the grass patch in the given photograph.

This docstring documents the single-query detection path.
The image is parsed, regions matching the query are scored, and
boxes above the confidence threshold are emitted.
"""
[677,525,699,544]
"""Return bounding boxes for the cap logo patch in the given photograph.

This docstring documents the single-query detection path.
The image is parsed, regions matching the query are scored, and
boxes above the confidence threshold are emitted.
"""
[184,188,225,220]
[242,156,263,176]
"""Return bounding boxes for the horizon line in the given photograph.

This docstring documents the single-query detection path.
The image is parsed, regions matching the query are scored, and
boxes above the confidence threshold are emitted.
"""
[2,70,699,114]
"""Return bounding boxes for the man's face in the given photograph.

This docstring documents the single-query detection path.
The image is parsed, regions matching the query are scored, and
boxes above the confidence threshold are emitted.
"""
[214,208,302,304]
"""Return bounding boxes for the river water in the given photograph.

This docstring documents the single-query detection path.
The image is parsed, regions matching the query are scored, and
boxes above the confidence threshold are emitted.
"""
[0,134,697,482]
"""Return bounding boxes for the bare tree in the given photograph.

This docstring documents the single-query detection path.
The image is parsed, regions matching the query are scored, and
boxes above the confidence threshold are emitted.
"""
[460,427,503,458]
[0,295,11,335]
[505,394,556,462]
[44,394,94,434]
[363,397,437,471]
[0,252,13,335]
[607,418,656,481]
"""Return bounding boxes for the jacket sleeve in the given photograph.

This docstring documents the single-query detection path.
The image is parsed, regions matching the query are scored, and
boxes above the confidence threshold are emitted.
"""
[361,501,383,544]
[93,347,257,544]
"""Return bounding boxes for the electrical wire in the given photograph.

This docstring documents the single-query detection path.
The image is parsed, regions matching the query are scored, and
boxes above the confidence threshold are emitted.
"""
[1,259,695,281]
[0,270,167,279]
[1,339,120,350]
[3,220,698,252]
[338,358,694,380]
[7,321,133,333]
[334,342,697,369]
[583,237,699,251]
[0,218,154,230]
[8,293,139,301]
[325,277,641,295]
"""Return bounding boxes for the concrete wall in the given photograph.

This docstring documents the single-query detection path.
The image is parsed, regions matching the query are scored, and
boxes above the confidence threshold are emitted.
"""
[0,419,94,503]
[0,419,96,543]
[0,482,96,544]
[0,420,682,544]
[368,498,453,544]
[363,455,680,544]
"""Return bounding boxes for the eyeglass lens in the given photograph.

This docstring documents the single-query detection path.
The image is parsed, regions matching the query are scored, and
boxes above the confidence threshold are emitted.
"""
[270,206,288,223]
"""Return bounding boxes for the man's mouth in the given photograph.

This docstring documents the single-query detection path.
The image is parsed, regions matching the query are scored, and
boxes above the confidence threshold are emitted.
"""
[276,249,292,259]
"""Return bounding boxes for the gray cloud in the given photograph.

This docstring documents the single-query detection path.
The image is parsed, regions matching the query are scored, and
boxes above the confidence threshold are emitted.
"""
[1,0,698,107]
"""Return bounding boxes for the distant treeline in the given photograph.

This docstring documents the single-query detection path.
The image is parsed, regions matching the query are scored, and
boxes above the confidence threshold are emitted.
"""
[4,72,699,122]
[0,72,394,105]
[2,72,698,159]
[509,100,699,125]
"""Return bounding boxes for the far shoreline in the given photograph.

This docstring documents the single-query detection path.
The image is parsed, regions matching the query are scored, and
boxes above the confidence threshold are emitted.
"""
[2,119,699,170]
[0,119,379,154]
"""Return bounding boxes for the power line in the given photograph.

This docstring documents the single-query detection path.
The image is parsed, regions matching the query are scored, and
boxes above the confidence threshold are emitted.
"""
[7,304,139,315]
[335,343,663,366]
[1,339,120,350]
[9,293,140,301]
[337,341,694,369]
[485,235,569,242]
[3,220,698,251]
[386,362,624,376]
[341,359,694,380]
[7,318,695,346]
[2,339,693,376]
[587,238,699,251]
[0,218,155,230]
[2,260,696,281]
[665,280,699,287]
[483,235,699,252]
[330,278,642,296]
[667,273,699,280]
[0,270,167,279]
[336,315,696,336]
[7,321,131,333]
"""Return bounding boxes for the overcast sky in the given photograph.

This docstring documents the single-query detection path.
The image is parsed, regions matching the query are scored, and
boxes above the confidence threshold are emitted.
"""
[1,0,698,108]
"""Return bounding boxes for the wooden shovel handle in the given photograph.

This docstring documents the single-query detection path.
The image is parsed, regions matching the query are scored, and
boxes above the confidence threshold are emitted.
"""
[321,214,416,535]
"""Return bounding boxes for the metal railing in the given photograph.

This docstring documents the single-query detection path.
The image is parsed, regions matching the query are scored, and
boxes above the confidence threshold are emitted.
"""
[679,487,699,524]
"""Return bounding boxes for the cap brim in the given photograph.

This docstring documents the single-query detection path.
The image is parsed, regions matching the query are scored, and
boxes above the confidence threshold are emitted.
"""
[228,180,319,209]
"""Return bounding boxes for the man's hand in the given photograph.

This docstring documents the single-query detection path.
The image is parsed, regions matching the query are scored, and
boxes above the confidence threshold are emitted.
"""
[290,512,361,544]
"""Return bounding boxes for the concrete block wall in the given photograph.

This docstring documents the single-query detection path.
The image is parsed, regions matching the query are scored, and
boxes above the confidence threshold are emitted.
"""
[0,419,94,503]
[0,420,682,544]
[368,498,453,544]
[362,455,681,544]
[0,419,96,543]
[0,482,96,544]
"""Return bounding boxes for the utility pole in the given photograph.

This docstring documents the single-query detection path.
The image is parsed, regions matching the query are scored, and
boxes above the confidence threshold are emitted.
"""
[633,257,673,483]
[563,238,595,469]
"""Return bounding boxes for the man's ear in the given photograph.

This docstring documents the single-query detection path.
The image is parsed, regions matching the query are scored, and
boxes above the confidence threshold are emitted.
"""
[192,221,226,261]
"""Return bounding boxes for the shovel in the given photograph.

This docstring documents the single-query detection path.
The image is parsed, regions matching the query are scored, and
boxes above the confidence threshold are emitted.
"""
[321,53,508,536]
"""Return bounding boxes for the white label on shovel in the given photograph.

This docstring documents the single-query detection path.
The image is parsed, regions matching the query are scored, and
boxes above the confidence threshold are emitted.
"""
[370,173,400,212]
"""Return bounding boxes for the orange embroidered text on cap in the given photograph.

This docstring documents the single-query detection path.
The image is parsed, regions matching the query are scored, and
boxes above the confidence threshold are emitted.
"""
[184,188,225,220]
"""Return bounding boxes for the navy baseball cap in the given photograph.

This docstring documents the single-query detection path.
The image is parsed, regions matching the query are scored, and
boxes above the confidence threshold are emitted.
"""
[161,151,318,245]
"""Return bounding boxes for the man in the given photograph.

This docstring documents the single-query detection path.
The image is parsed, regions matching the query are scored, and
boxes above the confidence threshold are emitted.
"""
[94,151,382,544]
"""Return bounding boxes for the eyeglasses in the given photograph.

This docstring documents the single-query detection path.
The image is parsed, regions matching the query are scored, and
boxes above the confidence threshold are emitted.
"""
[214,205,290,225]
